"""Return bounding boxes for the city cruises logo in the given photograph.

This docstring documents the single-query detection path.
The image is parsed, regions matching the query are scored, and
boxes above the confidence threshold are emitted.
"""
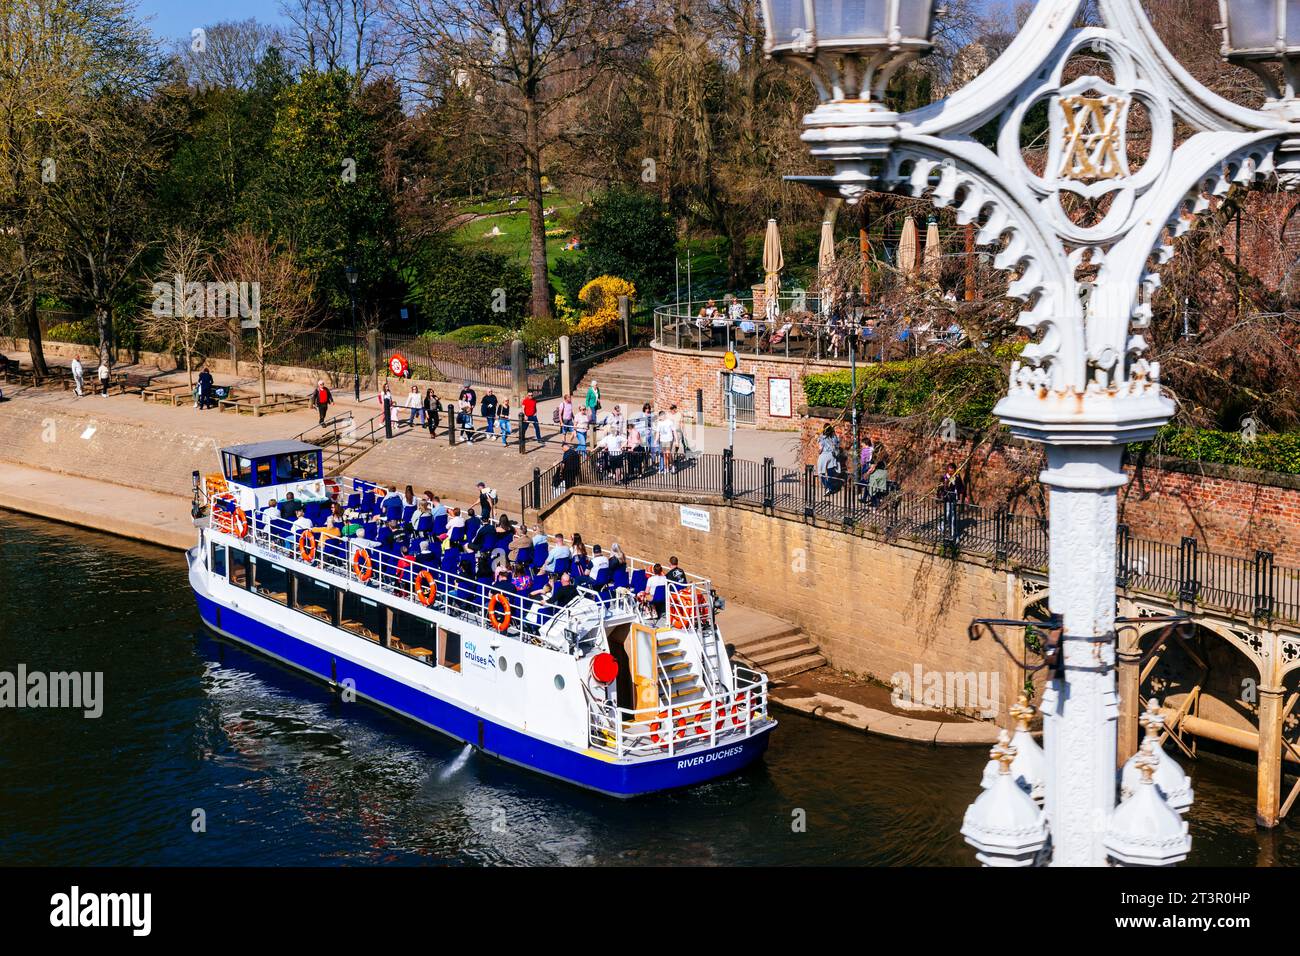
[0,664,102,718]
[890,665,998,719]
[463,640,495,671]
[150,272,260,326]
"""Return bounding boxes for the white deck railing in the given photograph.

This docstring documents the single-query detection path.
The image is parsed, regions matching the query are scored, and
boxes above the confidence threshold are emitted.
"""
[586,665,769,758]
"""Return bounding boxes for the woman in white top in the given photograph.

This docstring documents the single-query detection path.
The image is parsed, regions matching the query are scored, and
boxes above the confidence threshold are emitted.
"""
[405,385,423,426]
[97,361,110,397]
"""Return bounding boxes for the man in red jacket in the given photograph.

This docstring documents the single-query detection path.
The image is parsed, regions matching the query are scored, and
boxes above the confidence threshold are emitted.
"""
[521,391,542,443]
[311,379,334,425]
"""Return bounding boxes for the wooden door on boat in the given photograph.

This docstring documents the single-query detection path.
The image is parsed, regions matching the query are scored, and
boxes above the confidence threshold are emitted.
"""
[628,624,658,713]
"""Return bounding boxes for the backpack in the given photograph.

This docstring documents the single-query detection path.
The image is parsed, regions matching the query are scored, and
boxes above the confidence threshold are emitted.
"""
[485,487,499,504]
[552,406,561,424]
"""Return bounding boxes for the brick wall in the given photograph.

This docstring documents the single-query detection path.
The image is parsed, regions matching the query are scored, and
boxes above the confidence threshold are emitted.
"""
[543,486,1020,720]
[799,411,1300,565]
[651,342,851,432]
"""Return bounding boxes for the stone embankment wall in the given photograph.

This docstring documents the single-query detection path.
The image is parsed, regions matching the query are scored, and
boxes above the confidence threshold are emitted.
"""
[0,400,220,497]
[542,486,1021,721]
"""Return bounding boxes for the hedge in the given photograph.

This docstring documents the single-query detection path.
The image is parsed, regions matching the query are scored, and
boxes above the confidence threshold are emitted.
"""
[45,321,98,345]
[1134,426,1300,476]
[802,345,1019,428]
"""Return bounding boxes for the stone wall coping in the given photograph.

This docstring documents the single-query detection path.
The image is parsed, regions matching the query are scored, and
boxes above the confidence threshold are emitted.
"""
[650,339,857,370]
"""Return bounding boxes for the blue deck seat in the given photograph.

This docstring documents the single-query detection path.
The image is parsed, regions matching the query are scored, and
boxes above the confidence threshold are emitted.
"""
[552,556,572,576]
[413,514,432,534]
[630,569,647,594]
[611,568,630,590]
[465,516,481,540]
[530,541,548,569]
[593,566,611,588]
[345,492,361,510]
[439,550,461,574]
[402,504,417,524]
[432,513,449,538]
[651,584,666,609]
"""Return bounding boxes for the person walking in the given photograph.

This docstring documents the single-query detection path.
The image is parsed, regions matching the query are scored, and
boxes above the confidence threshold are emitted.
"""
[70,356,84,397]
[559,393,575,442]
[522,391,542,443]
[312,379,334,425]
[97,359,111,397]
[497,397,512,445]
[405,384,423,427]
[459,397,475,442]
[655,411,676,473]
[584,379,600,420]
[424,388,440,437]
[481,389,498,436]
[459,383,477,434]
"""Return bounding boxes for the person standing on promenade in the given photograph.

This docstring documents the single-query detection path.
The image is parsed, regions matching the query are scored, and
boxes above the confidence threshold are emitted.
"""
[70,356,84,397]
[312,379,334,425]
[497,396,512,445]
[197,367,214,409]
[481,389,498,436]
[380,382,394,438]
[584,379,600,421]
[97,359,111,397]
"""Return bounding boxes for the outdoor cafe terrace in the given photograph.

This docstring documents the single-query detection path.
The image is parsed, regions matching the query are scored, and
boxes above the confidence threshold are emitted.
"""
[652,292,967,364]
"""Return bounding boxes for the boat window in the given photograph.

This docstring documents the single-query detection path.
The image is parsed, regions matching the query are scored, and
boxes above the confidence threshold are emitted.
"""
[252,557,289,605]
[439,627,461,672]
[293,573,336,625]
[228,547,249,589]
[225,453,253,486]
[391,610,436,666]
[340,591,385,643]
[210,542,227,577]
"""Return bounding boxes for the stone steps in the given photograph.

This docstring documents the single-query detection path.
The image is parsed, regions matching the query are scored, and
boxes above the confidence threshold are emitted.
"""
[764,653,829,680]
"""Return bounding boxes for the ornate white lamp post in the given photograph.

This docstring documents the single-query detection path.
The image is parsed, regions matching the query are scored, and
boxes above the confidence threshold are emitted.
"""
[760,0,1300,865]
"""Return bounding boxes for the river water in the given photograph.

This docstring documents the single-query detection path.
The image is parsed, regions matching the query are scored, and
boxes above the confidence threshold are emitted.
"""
[0,512,1293,866]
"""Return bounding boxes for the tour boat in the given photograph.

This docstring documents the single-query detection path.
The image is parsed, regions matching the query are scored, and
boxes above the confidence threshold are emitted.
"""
[186,440,775,797]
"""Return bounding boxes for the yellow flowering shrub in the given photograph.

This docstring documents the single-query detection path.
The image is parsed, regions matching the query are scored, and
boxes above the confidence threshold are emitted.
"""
[572,275,636,333]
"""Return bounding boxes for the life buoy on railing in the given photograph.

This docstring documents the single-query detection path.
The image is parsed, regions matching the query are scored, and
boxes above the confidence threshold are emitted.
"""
[298,530,316,564]
[731,691,749,727]
[487,592,512,632]
[324,478,341,499]
[414,570,437,607]
[231,507,249,539]
[649,710,667,745]
[352,546,373,582]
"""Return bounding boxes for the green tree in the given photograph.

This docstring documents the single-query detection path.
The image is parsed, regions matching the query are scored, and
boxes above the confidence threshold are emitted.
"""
[402,235,530,333]
[572,187,675,301]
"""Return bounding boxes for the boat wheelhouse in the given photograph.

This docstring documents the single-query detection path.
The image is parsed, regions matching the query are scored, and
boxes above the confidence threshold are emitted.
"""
[187,441,775,797]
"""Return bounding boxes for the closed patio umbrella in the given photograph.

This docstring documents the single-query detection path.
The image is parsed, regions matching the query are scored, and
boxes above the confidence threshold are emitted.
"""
[924,217,941,277]
[762,218,784,318]
[898,215,918,275]
[818,216,836,277]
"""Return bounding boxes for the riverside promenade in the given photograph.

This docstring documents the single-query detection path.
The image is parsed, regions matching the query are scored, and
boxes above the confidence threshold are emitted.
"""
[0,350,996,746]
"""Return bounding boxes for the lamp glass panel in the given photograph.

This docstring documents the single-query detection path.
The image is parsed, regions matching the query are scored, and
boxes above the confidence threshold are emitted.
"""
[1228,0,1280,50]
[896,0,935,41]
[766,0,808,48]
[1290,0,1300,45]
[813,0,889,42]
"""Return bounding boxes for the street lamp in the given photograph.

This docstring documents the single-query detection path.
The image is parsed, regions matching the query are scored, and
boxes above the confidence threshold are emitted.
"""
[763,0,1300,865]
[345,262,359,402]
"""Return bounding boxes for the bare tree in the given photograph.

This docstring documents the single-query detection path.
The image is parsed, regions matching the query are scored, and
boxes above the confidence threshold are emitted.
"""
[214,227,319,402]
[280,0,393,86]
[176,18,284,91]
[137,228,229,388]
[392,0,643,320]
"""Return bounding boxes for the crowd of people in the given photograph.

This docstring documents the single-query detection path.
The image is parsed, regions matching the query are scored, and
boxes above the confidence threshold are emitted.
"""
[248,479,703,632]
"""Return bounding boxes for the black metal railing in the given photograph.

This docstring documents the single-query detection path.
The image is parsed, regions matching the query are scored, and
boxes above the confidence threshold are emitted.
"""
[520,451,1300,626]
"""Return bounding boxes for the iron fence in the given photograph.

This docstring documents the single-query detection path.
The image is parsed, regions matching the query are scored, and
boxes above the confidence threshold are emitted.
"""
[521,450,1300,626]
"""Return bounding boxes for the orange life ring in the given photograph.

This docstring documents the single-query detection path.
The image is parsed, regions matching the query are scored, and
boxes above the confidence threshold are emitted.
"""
[231,507,248,538]
[648,710,667,745]
[487,592,512,632]
[298,530,316,564]
[414,570,437,607]
[352,546,374,582]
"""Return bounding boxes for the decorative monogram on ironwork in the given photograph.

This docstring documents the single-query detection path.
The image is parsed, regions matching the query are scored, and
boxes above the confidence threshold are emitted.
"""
[1057,94,1127,183]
